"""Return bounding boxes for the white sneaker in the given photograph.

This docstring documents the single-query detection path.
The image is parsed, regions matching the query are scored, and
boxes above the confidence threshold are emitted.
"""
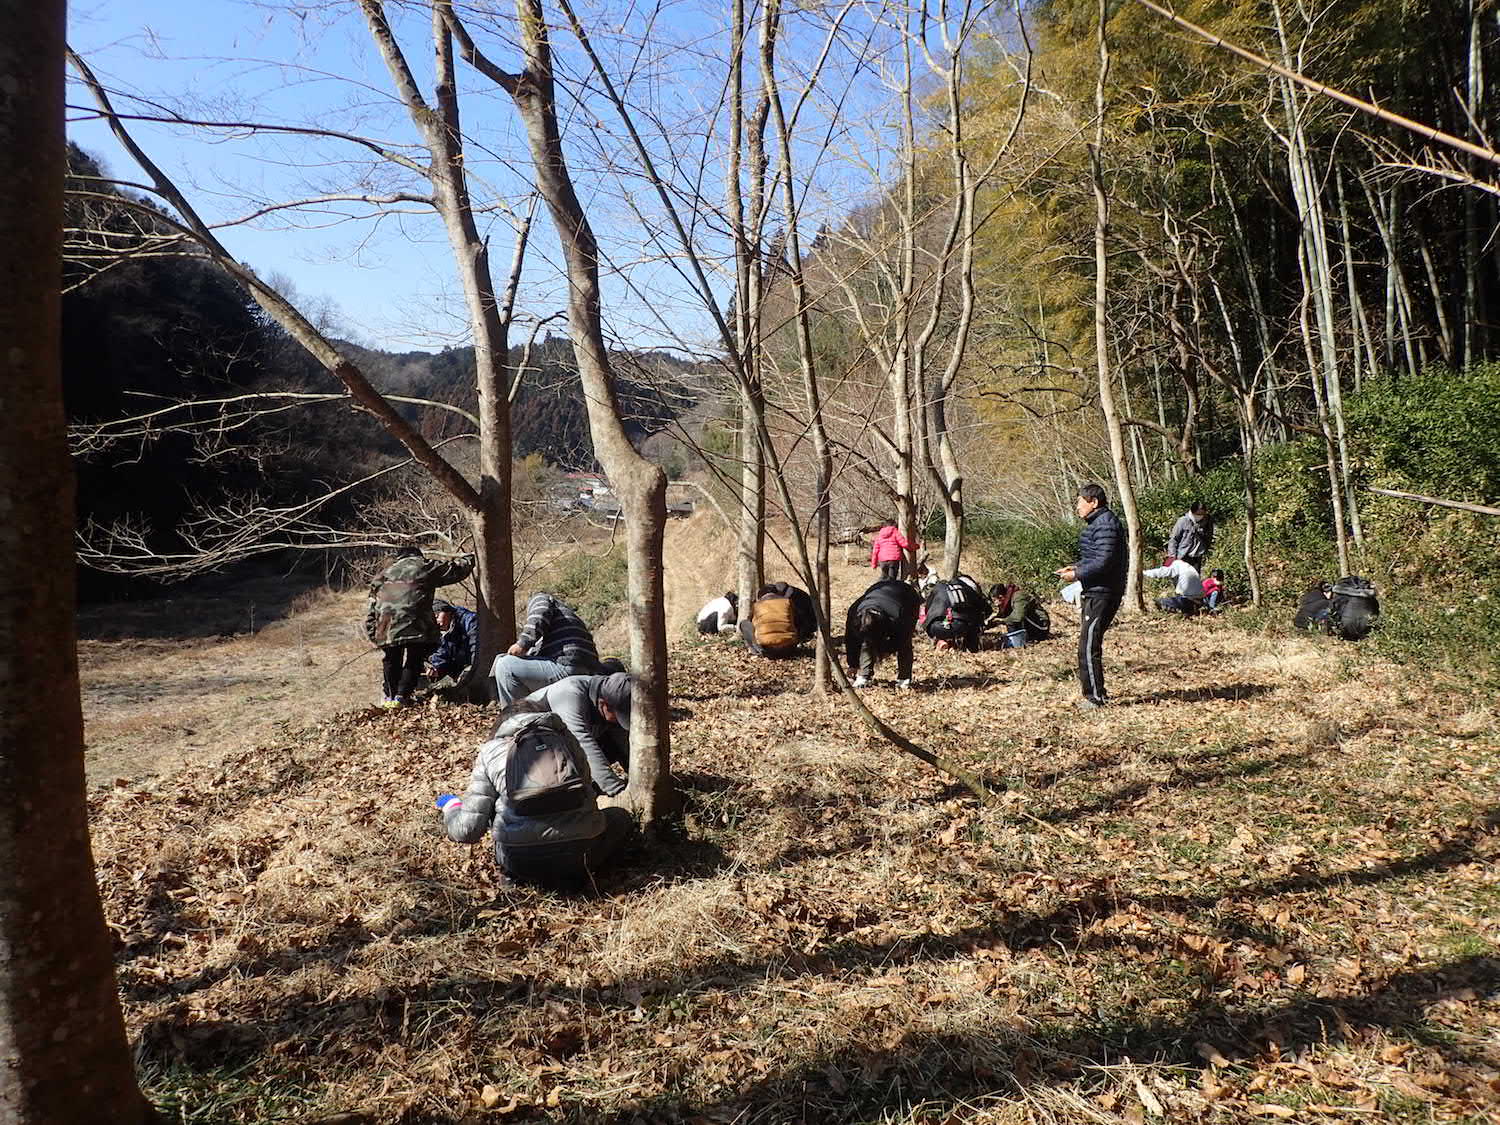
[852,674,870,688]
[895,679,912,690]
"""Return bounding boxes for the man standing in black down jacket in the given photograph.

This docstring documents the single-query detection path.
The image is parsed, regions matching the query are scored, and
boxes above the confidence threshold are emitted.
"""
[1056,483,1126,710]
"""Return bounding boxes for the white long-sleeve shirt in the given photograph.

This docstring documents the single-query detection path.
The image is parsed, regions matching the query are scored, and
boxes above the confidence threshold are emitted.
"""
[1143,560,1205,599]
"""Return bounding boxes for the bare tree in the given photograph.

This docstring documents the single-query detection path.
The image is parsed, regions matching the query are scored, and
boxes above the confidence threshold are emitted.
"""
[1091,0,1145,611]
[0,2,155,1119]
[442,0,674,822]
[68,8,543,668]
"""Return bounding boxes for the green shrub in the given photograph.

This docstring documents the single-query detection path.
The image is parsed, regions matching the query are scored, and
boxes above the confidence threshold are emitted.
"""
[966,515,1080,593]
[1368,587,1500,689]
[545,546,628,629]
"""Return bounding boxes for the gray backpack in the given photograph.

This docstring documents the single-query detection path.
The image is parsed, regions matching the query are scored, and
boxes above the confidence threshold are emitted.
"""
[504,713,590,816]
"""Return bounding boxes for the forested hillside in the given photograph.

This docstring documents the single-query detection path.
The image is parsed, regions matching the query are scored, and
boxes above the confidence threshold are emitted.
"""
[62,146,700,596]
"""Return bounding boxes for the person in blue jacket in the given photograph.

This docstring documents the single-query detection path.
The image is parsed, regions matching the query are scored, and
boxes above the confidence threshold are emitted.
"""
[1056,482,1127,710]
[425,600,481,701]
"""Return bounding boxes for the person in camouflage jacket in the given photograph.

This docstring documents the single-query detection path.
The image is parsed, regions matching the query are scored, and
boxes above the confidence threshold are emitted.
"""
[364,546,476,706]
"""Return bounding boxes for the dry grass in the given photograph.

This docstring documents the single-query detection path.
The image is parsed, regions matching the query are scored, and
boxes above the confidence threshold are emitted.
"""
[89,587,1500,1124]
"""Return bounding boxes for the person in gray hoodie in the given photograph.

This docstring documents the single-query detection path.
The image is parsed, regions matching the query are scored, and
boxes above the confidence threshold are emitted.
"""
[436,710,632,889]
[1165,502,1214,575]
[518,672,633,797]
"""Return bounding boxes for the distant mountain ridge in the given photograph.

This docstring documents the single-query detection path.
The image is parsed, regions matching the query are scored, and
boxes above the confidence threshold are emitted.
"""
[340,336,702,470]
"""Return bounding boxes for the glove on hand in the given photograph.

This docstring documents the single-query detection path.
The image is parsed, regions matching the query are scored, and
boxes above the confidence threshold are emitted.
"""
[435,794,461,811]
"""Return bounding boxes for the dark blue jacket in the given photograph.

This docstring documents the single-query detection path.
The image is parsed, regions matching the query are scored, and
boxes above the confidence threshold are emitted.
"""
[429,606,479,678]
[1075,507,1127,593]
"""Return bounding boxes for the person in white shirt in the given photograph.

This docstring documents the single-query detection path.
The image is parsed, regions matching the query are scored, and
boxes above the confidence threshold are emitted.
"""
[1142,558,1205,616]
[695,592,739,635]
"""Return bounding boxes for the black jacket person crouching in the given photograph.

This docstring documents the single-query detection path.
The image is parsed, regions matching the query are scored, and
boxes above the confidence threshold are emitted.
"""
[845,579,922,688]
[922,574,988,652]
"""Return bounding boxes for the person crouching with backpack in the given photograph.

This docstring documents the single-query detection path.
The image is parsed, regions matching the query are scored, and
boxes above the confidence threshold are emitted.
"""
[989,583,1038,649]
[740,581,817,657]
[845,578,922,688]
[922,574,987,652]
[435,710,632,890]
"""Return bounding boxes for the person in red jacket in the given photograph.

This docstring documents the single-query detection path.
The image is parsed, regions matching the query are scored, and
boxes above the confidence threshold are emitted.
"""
[869,519,920,581]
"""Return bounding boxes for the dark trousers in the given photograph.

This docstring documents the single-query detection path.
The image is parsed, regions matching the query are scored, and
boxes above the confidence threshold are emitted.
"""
[1077,588,1122,703]
[1179,555,1205,575]
[382,643,435,702]
[879,561,902,580]
[1156,595,1201,616]
[858,633,914,681]
[498,806,633,890]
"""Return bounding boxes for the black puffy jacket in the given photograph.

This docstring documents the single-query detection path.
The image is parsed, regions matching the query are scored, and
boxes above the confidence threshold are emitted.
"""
[1075,507,1126,593]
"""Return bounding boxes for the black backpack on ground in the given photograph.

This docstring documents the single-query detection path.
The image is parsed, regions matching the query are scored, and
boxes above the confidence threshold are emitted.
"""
[1022,600,1051,641]
[1329,576,1379,641]
[1293,583,1333,632]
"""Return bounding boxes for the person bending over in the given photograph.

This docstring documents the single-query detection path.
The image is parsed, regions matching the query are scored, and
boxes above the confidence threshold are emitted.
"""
[696,592,740,635]
[1142,557,1206,616]
[740,582,817,657]
[436,710,631,890]
[365,546,476,708]
[1056,483,1126,711]
[922,574,988,652]
[517,672,633,798]
[425,599,481,701]
[845,578,921,688]
[1201,569,1226,613]
[989,583,1040,649]
[491,592,601,705]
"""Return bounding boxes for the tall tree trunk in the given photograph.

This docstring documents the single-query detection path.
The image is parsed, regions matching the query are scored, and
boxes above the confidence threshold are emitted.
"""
[1272,14,1362,553]
[1464,0,1486,365]
[1297,264,1352,575]
[505,0,672,822]
[1237,406,1263,608]
[727,0,767,608]
[1091,0,1144,611]
[362,0,523,666]
[761,0,834,691]
[1,4,155,1119]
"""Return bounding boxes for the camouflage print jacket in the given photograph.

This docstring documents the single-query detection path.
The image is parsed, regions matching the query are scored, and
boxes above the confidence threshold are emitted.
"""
[364,552,476,647]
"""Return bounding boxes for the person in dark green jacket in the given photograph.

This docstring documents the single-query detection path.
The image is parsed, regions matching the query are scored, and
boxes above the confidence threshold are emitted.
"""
[364,546,475,707]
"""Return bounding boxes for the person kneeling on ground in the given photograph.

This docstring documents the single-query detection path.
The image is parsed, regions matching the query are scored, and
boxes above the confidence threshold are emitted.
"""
[491,592,602,705]
[739,581,817,657]
[518,672,633,798]
[696,591,740,635]
[365,546,476,708]
[1201,569,1227,613]
[424,600,481,701]
[923,574,988,652]
[989,583,1045,649]
[845,578,921,688]
[1143,556,1206,616]
[436,710,632,891]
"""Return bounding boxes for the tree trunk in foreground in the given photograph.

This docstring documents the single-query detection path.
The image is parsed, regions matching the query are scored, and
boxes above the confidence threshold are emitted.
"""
[504,0,673,822]
[0,3,154,1119]
[1091,0,1145,611]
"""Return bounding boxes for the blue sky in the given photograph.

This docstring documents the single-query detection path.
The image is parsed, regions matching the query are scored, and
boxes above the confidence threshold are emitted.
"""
[66,0,903,357]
